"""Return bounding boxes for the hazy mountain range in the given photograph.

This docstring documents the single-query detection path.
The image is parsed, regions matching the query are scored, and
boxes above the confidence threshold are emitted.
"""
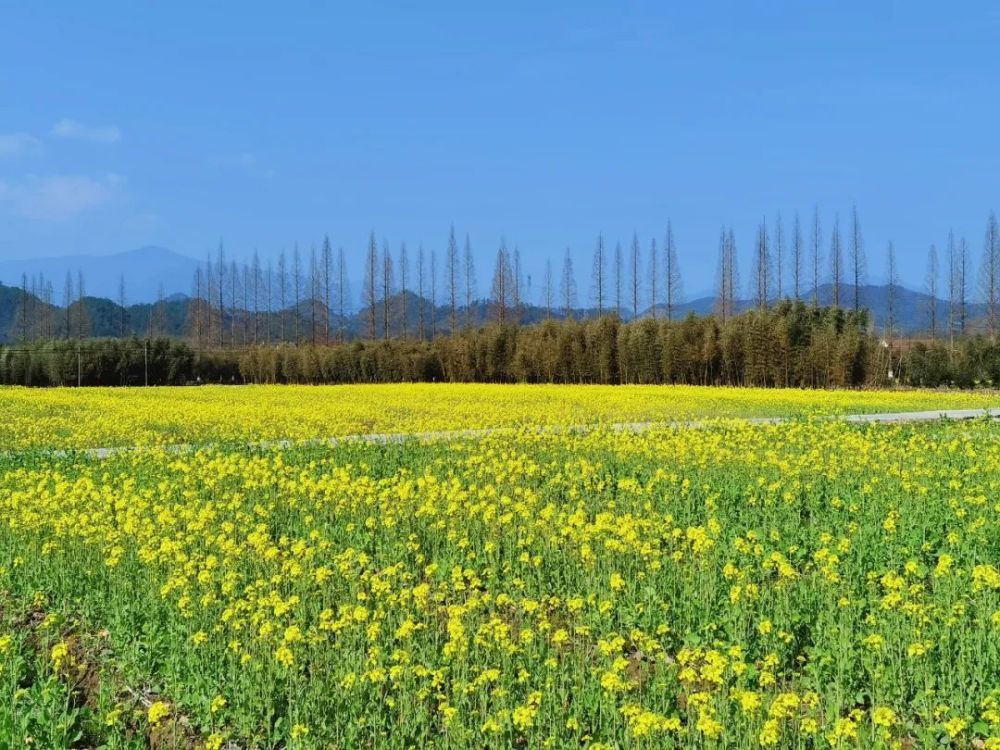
[0,247,200,303]
[0,246,985,342]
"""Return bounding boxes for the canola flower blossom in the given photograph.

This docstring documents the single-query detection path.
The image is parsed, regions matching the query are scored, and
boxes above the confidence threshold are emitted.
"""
[1,388,1000,747]
[1,381,999,450]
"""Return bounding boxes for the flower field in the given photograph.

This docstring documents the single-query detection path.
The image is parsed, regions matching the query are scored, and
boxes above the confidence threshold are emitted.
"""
[3,388,1000,748]
[2,382,1000,450]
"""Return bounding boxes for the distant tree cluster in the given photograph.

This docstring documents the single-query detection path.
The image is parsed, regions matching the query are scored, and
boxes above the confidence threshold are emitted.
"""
[1,301,995,388]
[4,210,1000,364]
[0,338,199,387]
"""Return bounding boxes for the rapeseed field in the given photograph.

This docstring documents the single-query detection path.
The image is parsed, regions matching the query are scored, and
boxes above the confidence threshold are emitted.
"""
[2,387,1000,748]
[1,382,998,450]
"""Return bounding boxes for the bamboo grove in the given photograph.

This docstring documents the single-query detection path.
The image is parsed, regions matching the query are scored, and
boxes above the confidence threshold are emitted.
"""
[5,302,1000,388]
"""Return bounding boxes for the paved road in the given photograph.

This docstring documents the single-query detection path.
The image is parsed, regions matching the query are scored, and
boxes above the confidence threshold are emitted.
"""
[25,405,995,460]
[838,407,999,423]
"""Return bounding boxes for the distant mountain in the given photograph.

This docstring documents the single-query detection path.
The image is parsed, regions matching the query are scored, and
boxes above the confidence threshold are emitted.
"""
[647,283,984,335]
[0,277,988,344]
[802,283,982,335]
[0,246,201,303]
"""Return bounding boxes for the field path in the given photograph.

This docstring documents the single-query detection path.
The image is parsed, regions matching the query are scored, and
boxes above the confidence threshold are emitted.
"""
[23,405,993,460]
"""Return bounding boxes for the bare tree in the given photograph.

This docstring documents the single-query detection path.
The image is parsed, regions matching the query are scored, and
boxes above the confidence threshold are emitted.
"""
[715,228,739,322]
[447,224,459,332]
[490,240,514,324]
[811,207,822,306]
[791,213,803,301]
[728,229,739,317]
[948,231,958,347]
[664,221,682,321]
[76,270,89,339]
[265,257,273,344]
[958,236,969,336]
[277,249,288,342]
[240,260,250,345]
[251,250,262,345]
[849,205,865,312]
[27,275,38,341]
[417,244,426,340]
[399,242,409,338]
[336,247,349,343]
[321,236,332,343]
[592,233,606,316]
[382,239,394,340]
[216,242,226,346]
[292,244,303,343]
[613,241,623,316]
[429,249,438,338]
[648,237,658,319]
[117,274,128,338]
[192,267,204,346]
[886,241,898,343]
[16,275,29,342]
[62,271,73,338]
[753,219,770,309]
[715,229,730,322]
[43,278,54,339]
[511,247,523,323]
[309,245,319,345]
[463,233,475,329]
[21,274,34,341]
[228,260,240,346]
[561,248,577,318]
[363,231,378,340]
[242,263,251,345]
[630,232,641,319]
[203,254,215,345]
[15,274,29,341]
[542,258,554,319]
[772,213,784,299]
[982,211,1000,339]
[925,244,939,339]
[830,215,843,308]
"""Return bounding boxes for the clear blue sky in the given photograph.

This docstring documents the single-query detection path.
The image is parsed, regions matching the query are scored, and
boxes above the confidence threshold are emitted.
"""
[1,1,998,300]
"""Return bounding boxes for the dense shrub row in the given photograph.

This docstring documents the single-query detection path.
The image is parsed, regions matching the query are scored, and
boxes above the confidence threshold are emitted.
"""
[2,302,999,388]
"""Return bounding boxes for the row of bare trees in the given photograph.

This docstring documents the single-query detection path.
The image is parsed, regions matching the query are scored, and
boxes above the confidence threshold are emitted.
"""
[715,208,1000,342]
[7,210,1000,347]
[11,268,181,343]
[532,227,684,324]
[13,270,92,341]
[880,216,998,343]
[716,207,868,314]
[189,238,347,348]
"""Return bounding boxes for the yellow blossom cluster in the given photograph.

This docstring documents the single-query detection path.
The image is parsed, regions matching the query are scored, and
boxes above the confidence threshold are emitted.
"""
[2,381,998,449]
[2,391,1000,747]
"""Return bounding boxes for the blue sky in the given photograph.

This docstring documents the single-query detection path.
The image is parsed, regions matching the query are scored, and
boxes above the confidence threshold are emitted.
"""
[1,1,998,300]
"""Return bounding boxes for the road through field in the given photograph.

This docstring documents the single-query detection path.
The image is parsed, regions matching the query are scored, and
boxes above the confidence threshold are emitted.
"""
[40,405,995,459]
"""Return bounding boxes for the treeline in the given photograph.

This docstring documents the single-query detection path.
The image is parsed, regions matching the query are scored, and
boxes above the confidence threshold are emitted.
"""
[6,209,1000,345]
[0,339,215,387]
[237,303,874,387]
[4,302,1000,388]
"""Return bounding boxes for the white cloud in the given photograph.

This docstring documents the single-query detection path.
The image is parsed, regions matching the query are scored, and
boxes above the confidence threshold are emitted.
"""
[51,118,121,144]
[0,173,125,221]
[0,133,43,158]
